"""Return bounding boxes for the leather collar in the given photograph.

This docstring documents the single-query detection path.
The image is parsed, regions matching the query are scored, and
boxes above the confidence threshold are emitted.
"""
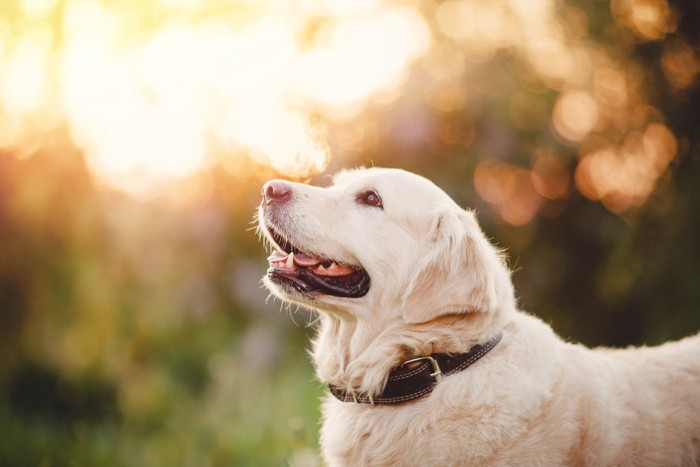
[329,332,503,405]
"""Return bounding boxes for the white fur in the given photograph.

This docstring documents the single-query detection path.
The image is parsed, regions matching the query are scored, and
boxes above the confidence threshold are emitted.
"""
[259,167,700,466]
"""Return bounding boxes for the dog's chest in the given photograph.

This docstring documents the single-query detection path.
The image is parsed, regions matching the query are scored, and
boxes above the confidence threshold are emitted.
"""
[320,398,507,466]
[321,401,430,465]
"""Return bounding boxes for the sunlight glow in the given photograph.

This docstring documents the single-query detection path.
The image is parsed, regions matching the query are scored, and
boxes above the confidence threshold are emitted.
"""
[0,0,688,219]
[1,1,430,194]
[474,161,543,225]
[612,0,676,41]
[661,38,699,92]
[553,90,599,142]
[296,9,430,110]
[575,123,676,212]
[21,0,59,17]
[436,0,511,62]
[0,27,51,113]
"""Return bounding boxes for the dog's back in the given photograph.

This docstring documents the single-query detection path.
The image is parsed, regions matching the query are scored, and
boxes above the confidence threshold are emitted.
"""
[560,333,700,465]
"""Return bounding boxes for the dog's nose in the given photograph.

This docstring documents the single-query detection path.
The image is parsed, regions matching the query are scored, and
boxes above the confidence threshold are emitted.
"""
[262,180,292,204]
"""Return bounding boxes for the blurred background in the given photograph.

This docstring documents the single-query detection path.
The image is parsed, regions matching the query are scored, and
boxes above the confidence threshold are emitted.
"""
[0,0,698,464]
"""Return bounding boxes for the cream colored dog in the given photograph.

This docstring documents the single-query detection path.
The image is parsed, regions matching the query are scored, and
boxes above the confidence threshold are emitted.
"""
[257,167,700,466]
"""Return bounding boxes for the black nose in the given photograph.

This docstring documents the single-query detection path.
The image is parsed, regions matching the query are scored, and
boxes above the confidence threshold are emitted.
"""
[262,180,292,203]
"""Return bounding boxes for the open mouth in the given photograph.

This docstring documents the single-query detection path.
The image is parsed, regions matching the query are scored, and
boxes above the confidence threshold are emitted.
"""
[263,224,370,298]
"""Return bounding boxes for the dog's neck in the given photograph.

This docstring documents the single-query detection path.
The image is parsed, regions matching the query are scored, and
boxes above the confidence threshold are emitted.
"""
[311,307,510,397]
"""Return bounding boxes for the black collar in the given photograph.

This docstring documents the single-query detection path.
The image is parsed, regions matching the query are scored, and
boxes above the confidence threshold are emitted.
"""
[329,333,503,405]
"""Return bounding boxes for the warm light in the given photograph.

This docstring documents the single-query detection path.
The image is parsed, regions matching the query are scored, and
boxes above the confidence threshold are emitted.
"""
[553,90,599,142]
[0,28,52,113]
[507,0,554,16]
[21,0,59,17]
[1,1,430,194]
[611,0,676,42]
[643,123,677,169]
[661,38,699,92]
[60,21,209,191]
[423,44,468,112]
[594,68,628,110]
[574,123,676,212]
[524,35,576,84]
[435,0,510,62]
[474,162,517,205]
[474,161,543,225]
[296,8,430,110]
[222,107,329,178]
[300,0,379,16]
[0,0,686,213]
[531,151,570,200]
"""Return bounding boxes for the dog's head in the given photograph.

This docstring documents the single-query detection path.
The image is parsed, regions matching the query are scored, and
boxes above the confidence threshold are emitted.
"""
[257,167,515,323]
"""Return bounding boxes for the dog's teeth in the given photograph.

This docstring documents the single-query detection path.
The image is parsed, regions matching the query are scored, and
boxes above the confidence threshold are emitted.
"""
[328,262,338,270]
[316,265,326,272]
[286,252,295,269]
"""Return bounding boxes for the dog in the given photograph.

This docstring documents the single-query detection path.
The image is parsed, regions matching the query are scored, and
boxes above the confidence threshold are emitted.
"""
[257,167,700,466]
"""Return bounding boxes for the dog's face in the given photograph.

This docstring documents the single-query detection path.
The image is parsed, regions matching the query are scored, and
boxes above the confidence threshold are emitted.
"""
[258,168,513,323]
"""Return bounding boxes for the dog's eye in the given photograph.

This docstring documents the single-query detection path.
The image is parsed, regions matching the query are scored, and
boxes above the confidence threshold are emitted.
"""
[357,190,383,209]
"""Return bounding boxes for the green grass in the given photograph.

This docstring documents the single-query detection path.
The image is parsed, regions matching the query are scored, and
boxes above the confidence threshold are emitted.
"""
[0,348,324,467]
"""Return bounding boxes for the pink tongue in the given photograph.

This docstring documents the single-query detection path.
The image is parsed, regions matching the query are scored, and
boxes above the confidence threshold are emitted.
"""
[315,264,355,276]
[267,251,354,276]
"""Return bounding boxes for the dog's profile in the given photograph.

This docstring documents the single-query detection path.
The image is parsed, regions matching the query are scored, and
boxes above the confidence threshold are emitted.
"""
[257,167,700,466]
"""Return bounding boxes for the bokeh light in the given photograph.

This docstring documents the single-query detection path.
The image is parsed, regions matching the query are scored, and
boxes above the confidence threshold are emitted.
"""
[0,0,692,217]
[553,90,600,143]
[611,0,676,41]
[575,123,677,212]
[474,161,543,225]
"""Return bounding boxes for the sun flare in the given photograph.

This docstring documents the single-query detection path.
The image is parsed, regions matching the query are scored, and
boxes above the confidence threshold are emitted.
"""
[0,0,430,194]
[0,0,687,219]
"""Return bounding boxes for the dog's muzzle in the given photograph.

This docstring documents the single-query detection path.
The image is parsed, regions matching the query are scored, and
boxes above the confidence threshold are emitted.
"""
[259,180,371,298]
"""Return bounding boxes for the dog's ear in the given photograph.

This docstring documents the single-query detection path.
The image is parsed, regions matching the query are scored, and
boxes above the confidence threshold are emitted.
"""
[401,207,506,324]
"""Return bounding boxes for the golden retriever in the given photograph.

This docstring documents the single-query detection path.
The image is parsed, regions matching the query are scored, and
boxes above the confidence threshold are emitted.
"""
[257,167,700,466]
